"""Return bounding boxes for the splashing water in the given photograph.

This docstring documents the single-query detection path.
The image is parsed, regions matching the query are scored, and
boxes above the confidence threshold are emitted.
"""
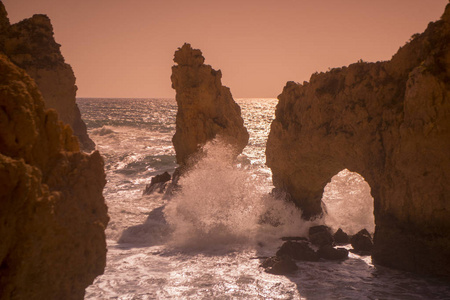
[164,140,308,248]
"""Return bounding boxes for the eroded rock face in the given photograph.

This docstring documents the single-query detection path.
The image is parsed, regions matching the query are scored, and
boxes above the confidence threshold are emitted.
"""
[171,43,249,166]
[266,5,450,277]
[0,3,95,151]
[0,54,108,299]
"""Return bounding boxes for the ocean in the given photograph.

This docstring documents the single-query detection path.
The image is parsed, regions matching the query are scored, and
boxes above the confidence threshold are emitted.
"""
[78,98,450,299]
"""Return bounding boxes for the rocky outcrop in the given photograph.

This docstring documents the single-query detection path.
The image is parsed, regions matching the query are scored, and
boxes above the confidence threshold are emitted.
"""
[266,5,450,277]
[171,43,249,166]
[0,54,108,299]
[0,3,95,151]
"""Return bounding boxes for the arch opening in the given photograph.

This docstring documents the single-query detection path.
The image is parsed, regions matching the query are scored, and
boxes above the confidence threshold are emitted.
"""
[321,169,375,235]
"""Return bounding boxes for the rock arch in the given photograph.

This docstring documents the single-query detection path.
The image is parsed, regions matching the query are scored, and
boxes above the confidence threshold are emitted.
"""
[266,5,450,278]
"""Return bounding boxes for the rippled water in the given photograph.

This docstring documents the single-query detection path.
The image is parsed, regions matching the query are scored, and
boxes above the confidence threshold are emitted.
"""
[78,98,450,299]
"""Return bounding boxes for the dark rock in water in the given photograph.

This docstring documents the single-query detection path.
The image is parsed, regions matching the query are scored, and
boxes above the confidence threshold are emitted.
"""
[318,245,349,260]
[350,229,373,253]
[334,228,350,244]
[281,236,308,242]
[309,225,334,247]
[143,172,171,195]
[276,240,319,262]
[261,256,298,275]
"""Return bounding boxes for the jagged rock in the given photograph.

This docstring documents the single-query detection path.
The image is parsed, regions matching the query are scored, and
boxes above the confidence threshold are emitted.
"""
[318,245,349,260]
[350,229,373,253]
[308,225,334,247]
[143,171,171,195]
[333,228,350,244]
[171,43,249,166]
[261,256,298,275]
[0,54,108,299]
[266,5,450,277]
[276,240,319,262]
[0,3,95,151]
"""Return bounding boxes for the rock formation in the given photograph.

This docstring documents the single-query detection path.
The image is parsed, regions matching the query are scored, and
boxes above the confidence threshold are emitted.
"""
[171,43,249,166]
[266,5,450,278]
[0,53,108,299]
[0,3,95,151]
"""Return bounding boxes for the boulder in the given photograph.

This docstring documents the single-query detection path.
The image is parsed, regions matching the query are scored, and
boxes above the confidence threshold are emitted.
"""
[333,228,350,244]
[171,43,249,167]
[0,54,108,299]
[308,225,334,247]
[350,229,373,253]
[0,3,95,151]
[266,4,450,277]
[261,256,298,275]
[318,245,349,260]
[276,240,319,262]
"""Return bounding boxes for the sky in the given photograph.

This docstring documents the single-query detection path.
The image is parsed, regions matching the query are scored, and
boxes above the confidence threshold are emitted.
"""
[2,0,449,98]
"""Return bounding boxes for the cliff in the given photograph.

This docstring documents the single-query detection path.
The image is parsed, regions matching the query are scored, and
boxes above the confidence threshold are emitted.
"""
[266,5,450,277]
[0,53,108,298]
[0,3,95,151]
[171,43,249,166]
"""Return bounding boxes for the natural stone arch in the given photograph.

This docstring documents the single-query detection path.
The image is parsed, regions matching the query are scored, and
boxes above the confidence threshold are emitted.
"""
[266,5,450,278]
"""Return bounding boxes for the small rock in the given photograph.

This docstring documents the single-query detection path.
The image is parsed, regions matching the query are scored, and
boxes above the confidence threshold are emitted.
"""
[143,172,171,195]
[318,245,349,260]
[333,228,350,244]
[350,229,373,253]
[281,236,308,242]
[261,256,298,275]
[309,225,334,247]
[276,240,319,262]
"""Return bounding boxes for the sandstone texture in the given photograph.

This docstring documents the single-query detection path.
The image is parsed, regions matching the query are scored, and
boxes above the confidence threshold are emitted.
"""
[0,53,108,299]
[266,5,450,277]
[171,43,249,166]
[0,3,95,151]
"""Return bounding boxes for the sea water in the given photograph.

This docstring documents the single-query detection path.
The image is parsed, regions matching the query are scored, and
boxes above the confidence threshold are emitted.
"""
[78,98,450,299]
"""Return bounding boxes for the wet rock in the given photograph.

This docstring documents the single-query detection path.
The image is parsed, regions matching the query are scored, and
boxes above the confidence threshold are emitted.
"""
[171,43,249,167]
[261,256,298,275]
[309,225,334,247]
[276,240,319,262]
[350,229,373,253]
[0,3,95,151]
[143,171,171,195]
[318,245,349,260]
[0,53,108,300]
[334,228,350,244]
[265,4,450,277]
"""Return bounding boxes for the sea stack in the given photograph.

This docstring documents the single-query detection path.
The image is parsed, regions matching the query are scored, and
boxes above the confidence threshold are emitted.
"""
[171,43,249,166]
[0,3,95,151]
[266,5,450,278]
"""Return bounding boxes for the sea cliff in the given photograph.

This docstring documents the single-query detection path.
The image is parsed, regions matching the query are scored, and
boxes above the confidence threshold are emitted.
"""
[0,3,95,151]
[266,5,450,277]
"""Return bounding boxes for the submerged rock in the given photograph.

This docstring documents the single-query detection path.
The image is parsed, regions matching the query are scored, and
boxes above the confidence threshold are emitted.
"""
[143,171,171,195]
[0,52,108,299]
[318,245,349,260]
[0,3,95,151]
[276,240,319,262]
[261,256,298,275]
[171,43,249,167]
[308,225,334,247]
[266,4,450,277]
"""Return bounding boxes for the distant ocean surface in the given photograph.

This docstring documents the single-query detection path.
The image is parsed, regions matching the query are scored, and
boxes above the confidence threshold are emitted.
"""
[77,98,450,299]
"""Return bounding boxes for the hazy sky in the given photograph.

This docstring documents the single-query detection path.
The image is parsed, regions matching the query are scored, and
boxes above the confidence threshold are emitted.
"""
[2,0,448,98]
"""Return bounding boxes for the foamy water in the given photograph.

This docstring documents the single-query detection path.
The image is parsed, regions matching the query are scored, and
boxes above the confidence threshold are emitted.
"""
[78,98,450,299]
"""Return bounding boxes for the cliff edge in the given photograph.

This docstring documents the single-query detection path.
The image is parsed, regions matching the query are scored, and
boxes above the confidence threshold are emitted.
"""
[0,3,95,151]
[0,53,108,299]
[266,5,450,277]
[171,43,249,167]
